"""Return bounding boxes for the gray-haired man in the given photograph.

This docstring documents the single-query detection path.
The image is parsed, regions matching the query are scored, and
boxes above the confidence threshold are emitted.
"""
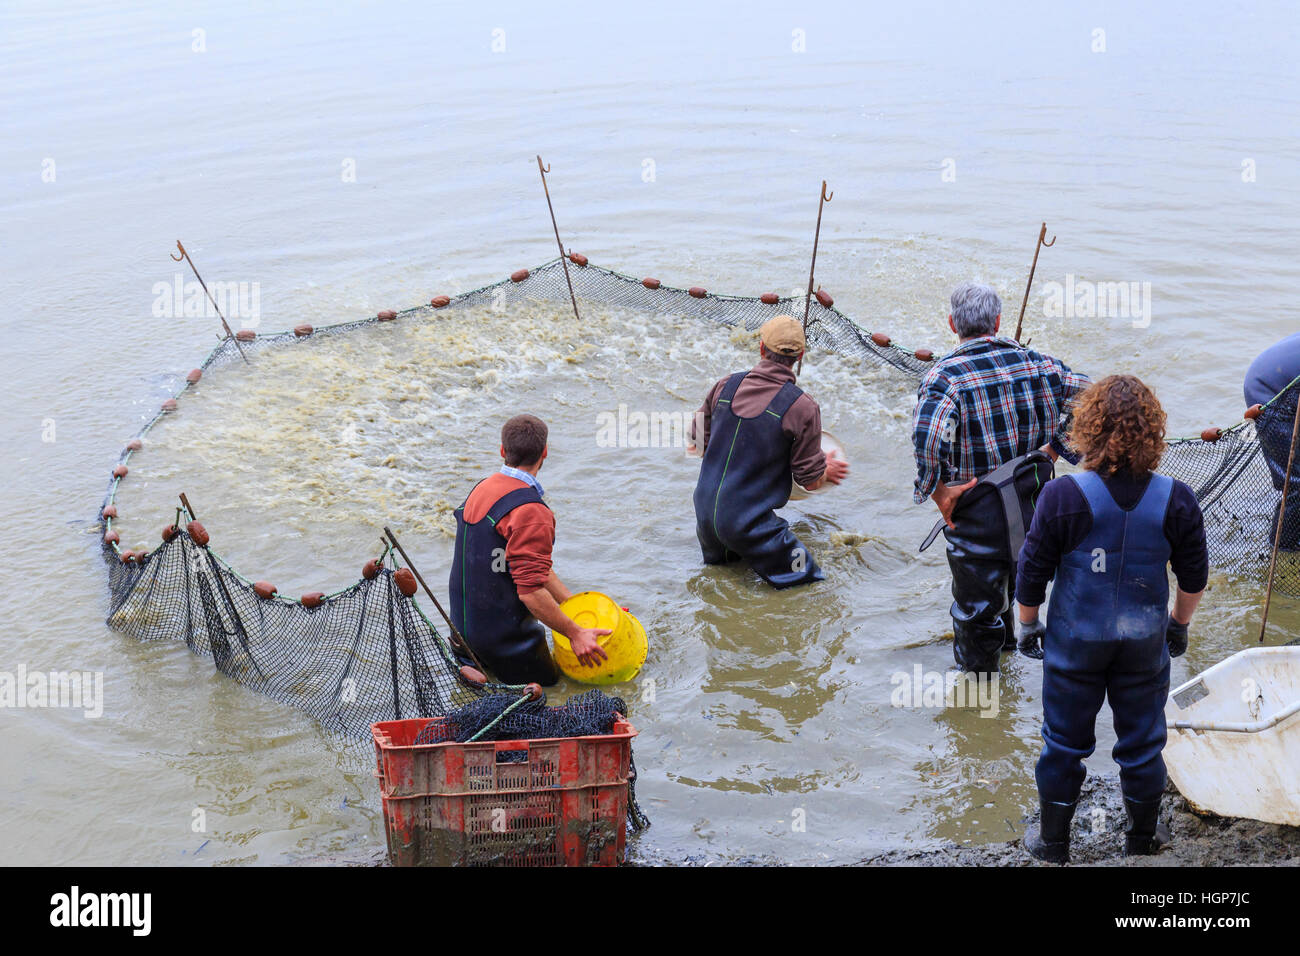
[912,282,1090,673]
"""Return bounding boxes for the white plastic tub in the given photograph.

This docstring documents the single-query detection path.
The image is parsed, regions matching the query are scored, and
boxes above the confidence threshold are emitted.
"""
[1164,646,1300,826]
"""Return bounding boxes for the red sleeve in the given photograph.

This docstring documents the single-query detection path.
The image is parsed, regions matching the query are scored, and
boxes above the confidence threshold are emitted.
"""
[495,501,555,596]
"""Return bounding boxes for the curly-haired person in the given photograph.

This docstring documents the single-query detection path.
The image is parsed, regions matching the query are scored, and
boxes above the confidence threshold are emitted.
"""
[1014,375,1208,863]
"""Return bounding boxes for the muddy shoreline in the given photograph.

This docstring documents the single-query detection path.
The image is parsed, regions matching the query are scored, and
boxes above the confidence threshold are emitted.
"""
[304,773,1300,867]
[861,774,1300,867]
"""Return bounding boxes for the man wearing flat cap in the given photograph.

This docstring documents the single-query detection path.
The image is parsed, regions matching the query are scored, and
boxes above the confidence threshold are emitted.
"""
[688,315,849,588]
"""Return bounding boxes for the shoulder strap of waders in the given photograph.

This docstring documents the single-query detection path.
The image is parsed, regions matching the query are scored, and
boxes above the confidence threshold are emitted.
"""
[455,477,489,521]
[485,485,546,525]
[718,371,748,406]
[765,380,803,420]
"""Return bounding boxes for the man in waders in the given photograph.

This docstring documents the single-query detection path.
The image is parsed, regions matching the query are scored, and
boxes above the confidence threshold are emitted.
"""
[1016,376,1207,862]
[449,414,609,685]
[688,315,849,588]
[912,282,1089,673]
[1244,332,1300,550]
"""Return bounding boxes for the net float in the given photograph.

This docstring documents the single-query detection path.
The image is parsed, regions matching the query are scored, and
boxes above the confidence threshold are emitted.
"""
[688,287,707,298]
[126,438,143,451]
[186,369,202,384]
[104,530,120,545]
[393,567,417,597]
[642,277,661,290]
[870,332,892,348]
[1201,427,1223,443]
[186,520,209,547]
[253,581,277,600]
[161,398,178,412]
[510,269,529,283]
[915,348,935,362]
[760,293,780,305]
[1245,404,1264,420]
[568,252,588,267]
[102,504,118,520]
[161,524,178,542]
[120,550,137,564]
[301,591,325,608]
[235,329,256,342]
[294,324,313,337]
[112,465,128,479]
[525,683,544,701]
[362,559,381,580]
[377,309,397,322]
[815,289,833,309]
[458,665,487,687]
[430,295,450,308]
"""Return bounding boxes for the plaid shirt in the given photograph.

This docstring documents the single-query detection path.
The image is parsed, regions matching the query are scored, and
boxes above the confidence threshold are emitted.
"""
[912,336,1090,503]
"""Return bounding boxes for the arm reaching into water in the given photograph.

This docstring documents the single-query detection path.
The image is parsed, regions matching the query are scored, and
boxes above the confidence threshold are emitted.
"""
[521,570,610,668]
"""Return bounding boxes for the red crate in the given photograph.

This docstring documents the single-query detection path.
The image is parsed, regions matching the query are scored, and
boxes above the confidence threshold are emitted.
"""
[372,715,638,867]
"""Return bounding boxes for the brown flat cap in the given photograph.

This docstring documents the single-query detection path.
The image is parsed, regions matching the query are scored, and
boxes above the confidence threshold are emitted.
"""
[760,315,806,356]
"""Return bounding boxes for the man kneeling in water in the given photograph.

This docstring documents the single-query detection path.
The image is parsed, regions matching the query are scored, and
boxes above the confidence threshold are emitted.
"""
[449,414,608,684]
[688,315,849,588]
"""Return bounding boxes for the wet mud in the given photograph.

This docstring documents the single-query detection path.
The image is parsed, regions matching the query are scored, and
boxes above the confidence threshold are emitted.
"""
[861,775,1300,867]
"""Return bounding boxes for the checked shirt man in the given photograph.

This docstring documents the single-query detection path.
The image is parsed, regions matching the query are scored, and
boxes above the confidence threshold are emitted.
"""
[912,282,1090,673]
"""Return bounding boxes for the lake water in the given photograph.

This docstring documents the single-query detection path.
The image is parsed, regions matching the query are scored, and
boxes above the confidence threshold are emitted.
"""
[1,0,1298,865]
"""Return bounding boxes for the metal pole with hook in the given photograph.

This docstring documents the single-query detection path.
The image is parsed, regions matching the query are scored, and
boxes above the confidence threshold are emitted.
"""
[170,241,251,365]
[1259,389,1300,642]
[798,180,833,376]
[1013,222,1056,347]
[536,155,581,325]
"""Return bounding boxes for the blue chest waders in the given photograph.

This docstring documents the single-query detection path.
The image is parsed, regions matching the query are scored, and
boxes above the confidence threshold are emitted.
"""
[449,484,561,686]
[692,371,824,589]
[1036,471,1174,804]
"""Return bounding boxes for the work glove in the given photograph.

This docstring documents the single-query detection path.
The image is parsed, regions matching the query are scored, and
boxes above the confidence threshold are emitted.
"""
[1166,615,1189,658]
[1017,619,1046,660]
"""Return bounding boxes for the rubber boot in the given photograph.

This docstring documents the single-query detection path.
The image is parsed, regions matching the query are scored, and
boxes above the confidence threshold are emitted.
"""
[1123,797,1171,856]
[1024,798,1076,863]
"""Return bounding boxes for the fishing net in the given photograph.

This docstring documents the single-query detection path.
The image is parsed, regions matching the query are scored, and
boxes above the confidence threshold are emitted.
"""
[99,256,1300,747]
[1160,376,1300,592]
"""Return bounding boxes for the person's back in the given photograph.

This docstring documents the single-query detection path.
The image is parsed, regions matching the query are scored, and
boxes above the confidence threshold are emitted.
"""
[690,315,848,589]
[912,282,1089,674]
[1046,470,1174,645]
[1015,375,1208,863]
[451,469,559,685]
[1244,330,1300,408]
[449,414,610,685]
[915,336,1080,490]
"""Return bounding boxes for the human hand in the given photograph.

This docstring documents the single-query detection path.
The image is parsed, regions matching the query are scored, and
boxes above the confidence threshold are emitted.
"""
[824,449,849,485]
[1017,618,1046,660]
[1166,615,1189,658]
[568,627,611,667]
[933,478,978,530]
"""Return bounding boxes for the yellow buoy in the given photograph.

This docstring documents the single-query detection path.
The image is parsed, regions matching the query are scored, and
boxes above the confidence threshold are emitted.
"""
[551,591,648,685]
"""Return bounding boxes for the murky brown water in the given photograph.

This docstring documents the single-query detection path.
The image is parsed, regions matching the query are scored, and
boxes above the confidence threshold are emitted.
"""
[2,1,1299,864]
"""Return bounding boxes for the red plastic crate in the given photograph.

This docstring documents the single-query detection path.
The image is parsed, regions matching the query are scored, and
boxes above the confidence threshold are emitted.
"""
[372,715,638,867]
